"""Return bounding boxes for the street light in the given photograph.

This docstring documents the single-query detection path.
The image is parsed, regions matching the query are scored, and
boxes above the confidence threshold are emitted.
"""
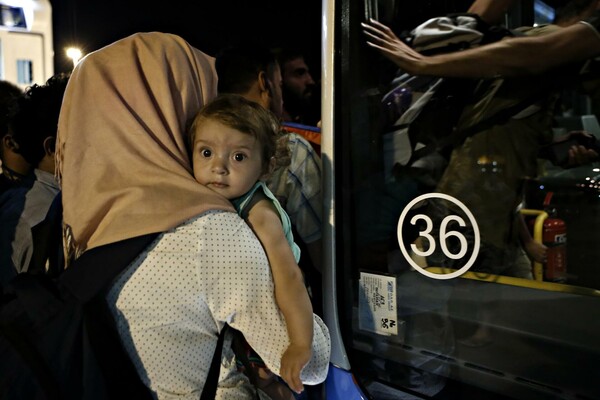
[66,47,82,68]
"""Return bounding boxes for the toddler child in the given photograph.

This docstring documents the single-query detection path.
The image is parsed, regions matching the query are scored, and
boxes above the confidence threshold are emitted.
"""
[187,94,314,396]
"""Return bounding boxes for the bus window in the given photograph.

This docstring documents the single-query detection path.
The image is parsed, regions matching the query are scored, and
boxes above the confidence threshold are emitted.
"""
[324,0,600,398]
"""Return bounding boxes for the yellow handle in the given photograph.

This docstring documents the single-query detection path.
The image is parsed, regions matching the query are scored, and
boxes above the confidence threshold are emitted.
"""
[520,209,549,281]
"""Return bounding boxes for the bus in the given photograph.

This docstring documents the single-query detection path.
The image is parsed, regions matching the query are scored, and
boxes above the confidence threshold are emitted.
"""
[0,0,53,89]
[321,0,600,399]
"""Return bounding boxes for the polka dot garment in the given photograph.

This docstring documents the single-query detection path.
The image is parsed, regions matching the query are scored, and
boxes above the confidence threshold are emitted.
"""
[106,210,330,399]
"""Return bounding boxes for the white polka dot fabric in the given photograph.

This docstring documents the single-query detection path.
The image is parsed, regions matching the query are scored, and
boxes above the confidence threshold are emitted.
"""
[106,210,330,399]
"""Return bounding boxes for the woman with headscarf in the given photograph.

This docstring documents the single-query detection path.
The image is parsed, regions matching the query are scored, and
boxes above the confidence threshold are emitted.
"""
[56,32,330,399]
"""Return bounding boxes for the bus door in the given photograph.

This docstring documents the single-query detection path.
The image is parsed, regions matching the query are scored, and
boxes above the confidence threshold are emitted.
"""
[322,0,600,399]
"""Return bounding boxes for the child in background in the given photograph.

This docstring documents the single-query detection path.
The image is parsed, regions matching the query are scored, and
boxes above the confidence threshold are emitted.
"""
[187,94,314,396]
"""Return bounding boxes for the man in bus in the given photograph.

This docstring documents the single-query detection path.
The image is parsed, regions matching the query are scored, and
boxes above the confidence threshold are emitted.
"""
[364,0,600,346]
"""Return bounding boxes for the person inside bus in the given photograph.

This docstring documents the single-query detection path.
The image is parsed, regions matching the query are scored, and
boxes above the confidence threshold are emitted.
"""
[215,43,323,296]
[56,31,330,399]
[0,80,26,195]
[0,73,69,285]
[364,0,600,345]
[363,0,600,78]
[364,0,600,267]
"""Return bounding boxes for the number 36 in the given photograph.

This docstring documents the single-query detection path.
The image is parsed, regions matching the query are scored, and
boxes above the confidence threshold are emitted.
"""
[410,214,468,260]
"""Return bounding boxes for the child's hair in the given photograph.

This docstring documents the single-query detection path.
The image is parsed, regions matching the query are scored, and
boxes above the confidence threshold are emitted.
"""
[188,94,290,174]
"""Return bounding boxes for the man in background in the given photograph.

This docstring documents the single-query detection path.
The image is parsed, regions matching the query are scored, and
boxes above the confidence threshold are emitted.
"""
[0,80,26,195]
[216,43,324,311]
[0,73,70,284]
[278,48,320,127]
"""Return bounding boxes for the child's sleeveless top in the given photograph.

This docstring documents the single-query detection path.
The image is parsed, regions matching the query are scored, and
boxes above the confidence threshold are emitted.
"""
[232,181,301,262]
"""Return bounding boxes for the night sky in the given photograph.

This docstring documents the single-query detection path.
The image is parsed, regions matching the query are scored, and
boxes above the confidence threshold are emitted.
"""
[50,0,323,75]
[48,0,484,85]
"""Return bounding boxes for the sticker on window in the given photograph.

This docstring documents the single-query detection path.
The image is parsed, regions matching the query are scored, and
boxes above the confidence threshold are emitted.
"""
[358,272,398,336]
[397,192,480,280]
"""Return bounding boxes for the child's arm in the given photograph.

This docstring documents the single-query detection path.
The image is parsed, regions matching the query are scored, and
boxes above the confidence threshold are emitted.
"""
[245,195,314,394]
[518,214,547,264]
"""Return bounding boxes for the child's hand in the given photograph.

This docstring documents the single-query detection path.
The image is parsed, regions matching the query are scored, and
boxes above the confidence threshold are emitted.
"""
[280,344,312,394]
[524,239,547,264]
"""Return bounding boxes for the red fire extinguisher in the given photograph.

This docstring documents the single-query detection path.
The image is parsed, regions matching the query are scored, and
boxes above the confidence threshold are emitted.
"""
[542,193,567,282]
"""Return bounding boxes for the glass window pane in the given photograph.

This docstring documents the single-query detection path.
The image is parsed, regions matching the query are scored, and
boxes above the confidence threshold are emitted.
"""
[336,1,600,398]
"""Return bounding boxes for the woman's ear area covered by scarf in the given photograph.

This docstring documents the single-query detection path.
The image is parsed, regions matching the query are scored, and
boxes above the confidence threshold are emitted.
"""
[57,32,233,260]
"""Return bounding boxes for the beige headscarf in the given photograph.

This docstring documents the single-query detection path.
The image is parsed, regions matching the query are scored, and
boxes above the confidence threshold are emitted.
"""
[56,32,234,260]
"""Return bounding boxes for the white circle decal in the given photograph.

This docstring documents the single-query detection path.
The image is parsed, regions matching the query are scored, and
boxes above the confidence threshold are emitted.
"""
[397,193,480,280]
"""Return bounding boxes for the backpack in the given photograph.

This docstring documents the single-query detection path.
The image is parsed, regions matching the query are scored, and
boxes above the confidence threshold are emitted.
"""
[381,14,555,188]
[0,233,158,400]
[0,226,239,400]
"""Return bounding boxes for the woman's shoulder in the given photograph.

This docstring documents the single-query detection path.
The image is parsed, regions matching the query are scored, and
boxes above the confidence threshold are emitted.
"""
[155,209,261,251]
[174,210,244,233]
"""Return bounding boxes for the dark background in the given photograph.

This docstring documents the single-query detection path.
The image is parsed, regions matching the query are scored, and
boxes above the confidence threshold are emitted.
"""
[49,1,482,78]
[49,0,324,75]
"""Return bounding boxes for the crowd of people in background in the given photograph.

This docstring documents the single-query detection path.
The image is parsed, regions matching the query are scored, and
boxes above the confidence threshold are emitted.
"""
[0,73,70,285]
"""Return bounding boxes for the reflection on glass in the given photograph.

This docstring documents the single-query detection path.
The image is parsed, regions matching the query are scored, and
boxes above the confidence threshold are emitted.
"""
[339,0,600,398]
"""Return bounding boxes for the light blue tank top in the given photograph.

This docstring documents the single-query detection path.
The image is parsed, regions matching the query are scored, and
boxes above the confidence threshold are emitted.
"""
[232,181,301,262]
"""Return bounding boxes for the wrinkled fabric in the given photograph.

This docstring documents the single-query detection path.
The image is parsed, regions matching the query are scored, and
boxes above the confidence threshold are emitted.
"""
[0,170,59,281]
[267,133,322,244]
[56,32,233,259]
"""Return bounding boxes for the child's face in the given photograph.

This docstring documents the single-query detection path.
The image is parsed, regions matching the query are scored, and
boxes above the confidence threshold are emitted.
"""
[191,118,265,200]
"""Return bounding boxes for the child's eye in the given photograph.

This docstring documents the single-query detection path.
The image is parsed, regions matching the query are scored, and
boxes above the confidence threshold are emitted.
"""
[233,153,246,162]
[202,149,212,158]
